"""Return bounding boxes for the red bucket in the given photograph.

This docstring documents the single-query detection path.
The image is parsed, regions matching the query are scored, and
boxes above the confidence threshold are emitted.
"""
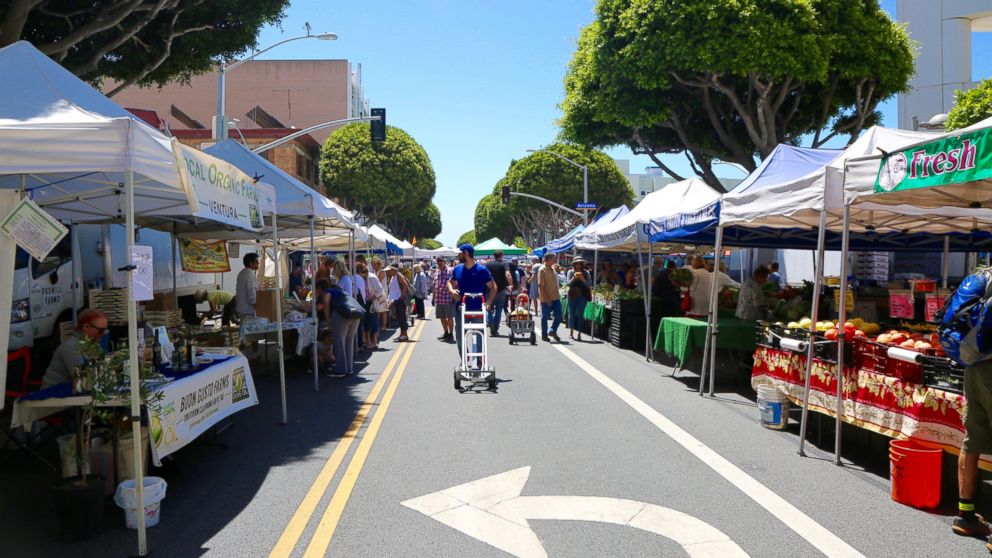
[889,439,942,509]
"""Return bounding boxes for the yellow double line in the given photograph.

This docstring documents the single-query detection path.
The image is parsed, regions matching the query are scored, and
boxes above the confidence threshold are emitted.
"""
[269,313,430,558]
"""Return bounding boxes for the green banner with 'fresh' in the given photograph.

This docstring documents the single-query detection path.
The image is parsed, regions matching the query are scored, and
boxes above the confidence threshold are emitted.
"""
[874,126,992,193]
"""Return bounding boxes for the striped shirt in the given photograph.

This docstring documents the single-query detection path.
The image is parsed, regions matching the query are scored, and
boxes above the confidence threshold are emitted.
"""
[433,267,453,304]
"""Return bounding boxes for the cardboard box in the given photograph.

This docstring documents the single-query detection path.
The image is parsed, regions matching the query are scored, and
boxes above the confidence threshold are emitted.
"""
[143,291,177,311]
[254,289,280,321]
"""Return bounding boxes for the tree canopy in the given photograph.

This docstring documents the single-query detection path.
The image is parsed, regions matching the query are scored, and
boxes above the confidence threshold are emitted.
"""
[1,0,289,96]
[456,230,476,246]
[947,79,992,131]
[560,0,914,190]
[475,143,633,246]
[417,238,443,250]
[386,202,443,242]
[320,123,436,225]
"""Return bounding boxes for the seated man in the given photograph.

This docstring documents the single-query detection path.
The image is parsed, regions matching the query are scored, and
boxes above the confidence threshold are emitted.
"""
[195,289,237,326]
[42,309,108,388]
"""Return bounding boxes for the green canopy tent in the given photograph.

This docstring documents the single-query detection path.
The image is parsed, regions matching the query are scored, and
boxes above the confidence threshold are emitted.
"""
[473,237,528,257]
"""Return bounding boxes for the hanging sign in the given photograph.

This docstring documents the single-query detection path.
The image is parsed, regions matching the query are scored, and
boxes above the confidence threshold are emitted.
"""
[875,127,992,193]
[889,290,914,319]
[173,140,267,231]
[0,197,68,261]
[179,239,231,273]
[833,289,854,313]
[129,245,153,302]
[925,293,947,323]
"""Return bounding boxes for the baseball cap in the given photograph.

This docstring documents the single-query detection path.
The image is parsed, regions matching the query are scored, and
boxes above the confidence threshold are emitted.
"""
[459,244,474,257]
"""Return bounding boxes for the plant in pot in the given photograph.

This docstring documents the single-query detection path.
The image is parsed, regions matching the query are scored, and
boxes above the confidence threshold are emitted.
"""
[53,337,163,542]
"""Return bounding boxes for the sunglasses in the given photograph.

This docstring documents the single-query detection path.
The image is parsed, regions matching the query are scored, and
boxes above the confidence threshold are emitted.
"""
[86,323,108,335]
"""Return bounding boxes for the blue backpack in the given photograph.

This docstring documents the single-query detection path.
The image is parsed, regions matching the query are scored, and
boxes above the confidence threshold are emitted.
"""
[938,268,992,366]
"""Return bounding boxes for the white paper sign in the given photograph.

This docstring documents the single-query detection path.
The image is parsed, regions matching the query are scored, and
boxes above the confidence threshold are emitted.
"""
[173,140,267,231]
[130,245,153,301]
[0,197,69,261]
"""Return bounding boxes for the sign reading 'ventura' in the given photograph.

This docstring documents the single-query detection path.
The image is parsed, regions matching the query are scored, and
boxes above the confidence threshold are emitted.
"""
[875,127,992,193]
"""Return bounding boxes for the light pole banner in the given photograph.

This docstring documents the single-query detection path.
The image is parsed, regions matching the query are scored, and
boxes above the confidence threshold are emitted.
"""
[172,140,267,231]
[875,126,992,193]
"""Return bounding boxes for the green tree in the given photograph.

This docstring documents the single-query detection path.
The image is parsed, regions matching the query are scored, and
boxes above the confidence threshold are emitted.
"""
[513,236,528,250]
[456,230,476,246]
[560,0,913,190]
[947,79,992,131]
[320,123,436,224]
[417,238,443,250]
[387,202,442,241]
[1,0,290,96]
[485,143,633,246]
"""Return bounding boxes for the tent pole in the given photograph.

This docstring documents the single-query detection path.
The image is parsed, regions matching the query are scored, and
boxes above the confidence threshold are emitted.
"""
[70,222,80,326]
[834,204,851,466]
[172,223,178,294]
[639,242,651,361]
[798,210,828,457]
[592,250,599,339]
[706,226,725,397]
[310,217,319,391]
[942,235,950,289]
[124,169,148,555]
[646,241,654,362]
[273,212,287,425]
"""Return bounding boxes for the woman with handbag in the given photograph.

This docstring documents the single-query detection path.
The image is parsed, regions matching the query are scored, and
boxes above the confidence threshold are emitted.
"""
[385,266,411,341]
[357,263,385,350]
[327,276,364,377]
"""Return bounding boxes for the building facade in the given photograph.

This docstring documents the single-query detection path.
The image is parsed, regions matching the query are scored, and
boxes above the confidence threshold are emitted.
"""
[896,0,992,129]
[616,160,741,202]
[108,59,370,145]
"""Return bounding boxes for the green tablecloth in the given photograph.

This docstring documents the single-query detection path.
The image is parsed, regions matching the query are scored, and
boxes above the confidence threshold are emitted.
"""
[654,317,756,364]
[583,301,606,324]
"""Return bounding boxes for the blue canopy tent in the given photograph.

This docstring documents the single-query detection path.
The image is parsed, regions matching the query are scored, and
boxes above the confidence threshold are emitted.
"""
[533,224,584,258]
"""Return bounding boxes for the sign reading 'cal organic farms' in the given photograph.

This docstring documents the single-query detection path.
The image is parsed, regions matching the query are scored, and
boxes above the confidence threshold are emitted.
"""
[173,140,265,231]
[148,353,257,464]
[875,127,992,193]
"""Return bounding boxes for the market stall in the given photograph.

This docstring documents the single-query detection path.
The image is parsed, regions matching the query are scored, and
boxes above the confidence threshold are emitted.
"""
[474,237,528,257]
[533,224,584,258]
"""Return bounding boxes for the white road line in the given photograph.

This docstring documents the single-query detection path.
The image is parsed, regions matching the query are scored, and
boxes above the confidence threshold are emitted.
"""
[550,343,866,558]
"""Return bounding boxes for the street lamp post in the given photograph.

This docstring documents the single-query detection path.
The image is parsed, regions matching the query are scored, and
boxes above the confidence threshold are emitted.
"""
[527,148,589,226]
[213,31,338,140]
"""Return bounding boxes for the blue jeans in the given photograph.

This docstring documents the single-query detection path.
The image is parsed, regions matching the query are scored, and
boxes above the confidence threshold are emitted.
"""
[568,297,587,332]
[541,299,562,337]
[488,291,506,331]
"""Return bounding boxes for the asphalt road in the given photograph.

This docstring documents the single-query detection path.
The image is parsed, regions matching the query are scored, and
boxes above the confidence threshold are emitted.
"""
[1,309,986,557]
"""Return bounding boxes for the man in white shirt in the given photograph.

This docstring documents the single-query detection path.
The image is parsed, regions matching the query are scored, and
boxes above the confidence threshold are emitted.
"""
[236,252,260,318]
[685,257,738,318]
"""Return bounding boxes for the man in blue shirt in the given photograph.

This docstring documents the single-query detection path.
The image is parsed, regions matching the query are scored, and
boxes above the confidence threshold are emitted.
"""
[449,244,496,360]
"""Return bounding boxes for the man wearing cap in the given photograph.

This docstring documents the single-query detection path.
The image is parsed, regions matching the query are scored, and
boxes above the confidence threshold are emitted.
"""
[538,252,563,342]
[484,249,513,336]
[448,244,496,359]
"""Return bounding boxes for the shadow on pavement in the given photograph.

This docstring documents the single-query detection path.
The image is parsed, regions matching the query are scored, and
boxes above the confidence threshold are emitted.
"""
[0,343,393,557]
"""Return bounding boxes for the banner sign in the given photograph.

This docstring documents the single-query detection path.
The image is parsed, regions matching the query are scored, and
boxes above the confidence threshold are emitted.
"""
[0,197,69,261]
[129,245,153,301]
[875,127,992,193]
[173,140,266,231]
[925,292,948,323]
[889,290,914,319]
[149,353,257,464]
[179,239,231,273]
[833,289,854,313]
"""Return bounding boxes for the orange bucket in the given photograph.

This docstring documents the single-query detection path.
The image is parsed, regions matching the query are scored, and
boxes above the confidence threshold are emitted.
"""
[889,439,942,509]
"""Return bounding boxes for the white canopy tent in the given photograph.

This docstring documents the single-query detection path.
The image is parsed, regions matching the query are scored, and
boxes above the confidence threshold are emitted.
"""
[575,188,680,252]
[0,41,255,555]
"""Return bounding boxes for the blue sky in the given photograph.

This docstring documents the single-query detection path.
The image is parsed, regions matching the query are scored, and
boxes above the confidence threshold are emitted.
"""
[252,0,992,246]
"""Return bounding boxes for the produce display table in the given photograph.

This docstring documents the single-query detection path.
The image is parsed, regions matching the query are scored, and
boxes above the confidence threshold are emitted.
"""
[750,345,990,468]
[12,350,257,465]
[654,317,757,367]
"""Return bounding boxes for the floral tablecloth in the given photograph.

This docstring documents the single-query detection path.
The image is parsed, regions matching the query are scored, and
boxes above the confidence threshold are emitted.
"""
[751,345,991,467]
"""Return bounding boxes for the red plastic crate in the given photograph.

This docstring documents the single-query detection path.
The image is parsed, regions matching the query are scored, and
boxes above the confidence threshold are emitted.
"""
[853,338,888,373]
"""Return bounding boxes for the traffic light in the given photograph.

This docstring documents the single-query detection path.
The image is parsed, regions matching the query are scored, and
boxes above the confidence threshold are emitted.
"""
[370,108,386,142]
[501,185,511,204]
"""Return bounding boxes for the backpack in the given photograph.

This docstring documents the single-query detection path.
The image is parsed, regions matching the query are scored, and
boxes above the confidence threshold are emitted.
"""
[938,268,992,366]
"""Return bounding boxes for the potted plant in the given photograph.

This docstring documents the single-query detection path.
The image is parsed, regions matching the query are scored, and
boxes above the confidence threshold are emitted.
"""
[52,338,162,542]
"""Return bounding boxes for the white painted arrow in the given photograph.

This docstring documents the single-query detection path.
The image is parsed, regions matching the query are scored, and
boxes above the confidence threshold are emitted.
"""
[401,466,749,558]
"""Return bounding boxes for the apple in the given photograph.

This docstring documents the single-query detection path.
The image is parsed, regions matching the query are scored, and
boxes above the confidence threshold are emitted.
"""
[824,328,838,341]
[877,333,891,344]
[914,341,933,350]
[900,340,917,349]
[890,334,907,344]
[854,330,866,338]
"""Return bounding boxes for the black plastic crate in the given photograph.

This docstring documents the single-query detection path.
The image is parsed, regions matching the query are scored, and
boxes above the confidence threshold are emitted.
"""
[921,355,965,394]
[755,321,811,353]
[813,336,854,364]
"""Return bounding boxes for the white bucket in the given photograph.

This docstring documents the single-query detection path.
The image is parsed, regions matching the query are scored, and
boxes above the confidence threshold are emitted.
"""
[757,385,790,430]
[114,477,168,529]
[117,426,150,481]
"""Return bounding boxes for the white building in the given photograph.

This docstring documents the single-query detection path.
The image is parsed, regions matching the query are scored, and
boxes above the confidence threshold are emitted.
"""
[896,0,992,129]
[616,159,741,202]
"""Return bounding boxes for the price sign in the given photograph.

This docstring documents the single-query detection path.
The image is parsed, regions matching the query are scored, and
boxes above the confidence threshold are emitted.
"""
[925,293,946,323]
[833,289,854,313]
[889,290,914,319]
